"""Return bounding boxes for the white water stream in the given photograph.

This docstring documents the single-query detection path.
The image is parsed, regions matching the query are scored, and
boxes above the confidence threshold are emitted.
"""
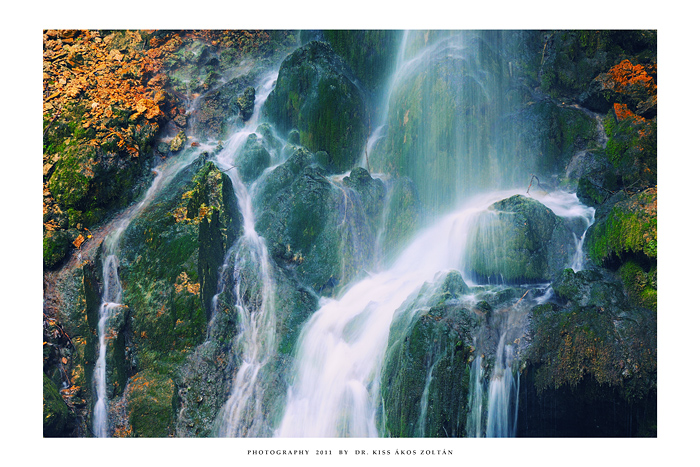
[274,189,593,437]
[92,150,201,437]
[212,71,280,437]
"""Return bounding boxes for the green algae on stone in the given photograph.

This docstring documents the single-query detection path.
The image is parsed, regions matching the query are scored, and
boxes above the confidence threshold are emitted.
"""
[466,195,571,284]
[586,187,657,268]
[44,373,73,437]
[262,41,369,173]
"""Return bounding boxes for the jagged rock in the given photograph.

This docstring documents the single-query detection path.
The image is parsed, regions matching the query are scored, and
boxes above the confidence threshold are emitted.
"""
[236,86,256,121]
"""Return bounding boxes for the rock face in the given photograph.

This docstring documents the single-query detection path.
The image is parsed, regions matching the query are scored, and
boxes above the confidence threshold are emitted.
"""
[521,268,657,436]
[263,40,369,173]
[254,148,384,294]
[236,133,271,183]
[466,195,572,284]
[381,271,477,437]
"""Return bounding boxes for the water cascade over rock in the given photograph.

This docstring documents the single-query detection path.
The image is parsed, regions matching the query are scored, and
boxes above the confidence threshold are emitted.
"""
[42,29,656,439]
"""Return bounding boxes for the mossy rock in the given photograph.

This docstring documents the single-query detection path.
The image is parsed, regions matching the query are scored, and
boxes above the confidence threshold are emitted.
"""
[466,195,572,284]
[526,298,656,404]
[120,155,242,376]
[43,228,78,269]
[236,86,256,121]
[125,371,176,437]
[262,40,369,173]
[585,187,657,268]
[618,260,657,310]
[381,271,477,437]
[236,133,271,183]
[44,373,73,437]
[531,101,599,176]
[552,268,628,311]
[191,73,256,140]
[255,147,381,293]
[540,30,656,101]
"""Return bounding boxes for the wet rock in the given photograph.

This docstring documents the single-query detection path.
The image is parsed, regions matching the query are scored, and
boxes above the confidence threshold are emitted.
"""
[237,133,271,183]
[263,40,369,173]
[43,373,73,437]
[381,271,478,437]
[466,195,572,284]
[170,130,187,152]
[236,86,256,121]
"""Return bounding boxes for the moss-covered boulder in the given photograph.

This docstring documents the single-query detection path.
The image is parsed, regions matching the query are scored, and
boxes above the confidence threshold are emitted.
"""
[237,86,256,121]
[121,155,242,368]
[466,195,572,284]
[236,133,271,183]
[381,271,478,437]
[254,148,384,293]
[262,40,369,173]
[124,371,176,437]
[586,187,656,268]
[44,373,73,437]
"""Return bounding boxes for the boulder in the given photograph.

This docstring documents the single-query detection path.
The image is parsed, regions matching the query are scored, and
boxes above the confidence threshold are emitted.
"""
[466,195,572,284]
[169,131,187,152]
[236,133,271,183]
[380,271,478,437]
[263,40,369,173]
[236,86,256,121]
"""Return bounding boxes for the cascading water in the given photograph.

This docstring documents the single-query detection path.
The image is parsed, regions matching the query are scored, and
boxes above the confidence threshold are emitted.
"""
[211,71,280,437]
[91,151,201,437]
[276,192,516,437]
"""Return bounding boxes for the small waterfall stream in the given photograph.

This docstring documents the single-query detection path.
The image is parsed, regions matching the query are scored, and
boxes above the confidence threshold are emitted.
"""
[211,71,280,437]
[91,151,200,437]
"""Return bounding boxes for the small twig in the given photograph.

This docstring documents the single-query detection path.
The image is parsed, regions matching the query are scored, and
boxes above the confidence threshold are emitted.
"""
[219,164,238,173]
[526,174,544,195]
[514,290,530,307]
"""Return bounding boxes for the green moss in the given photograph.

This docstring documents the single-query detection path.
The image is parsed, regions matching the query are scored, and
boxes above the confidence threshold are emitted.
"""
[126,371,176,437]
[586,188,657,267]
[618,261,657,310]
[44,373,72,437]
[527,302,656,403]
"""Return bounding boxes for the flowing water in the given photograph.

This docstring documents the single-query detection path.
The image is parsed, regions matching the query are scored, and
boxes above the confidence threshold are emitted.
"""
[211,71,280,437]
[91,151,201,437]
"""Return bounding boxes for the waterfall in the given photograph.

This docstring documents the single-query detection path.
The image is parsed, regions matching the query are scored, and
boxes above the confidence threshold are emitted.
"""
[212,71,280,437]
[275,192,513,437]
[485,335,520,437]
[91,151,200,437]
